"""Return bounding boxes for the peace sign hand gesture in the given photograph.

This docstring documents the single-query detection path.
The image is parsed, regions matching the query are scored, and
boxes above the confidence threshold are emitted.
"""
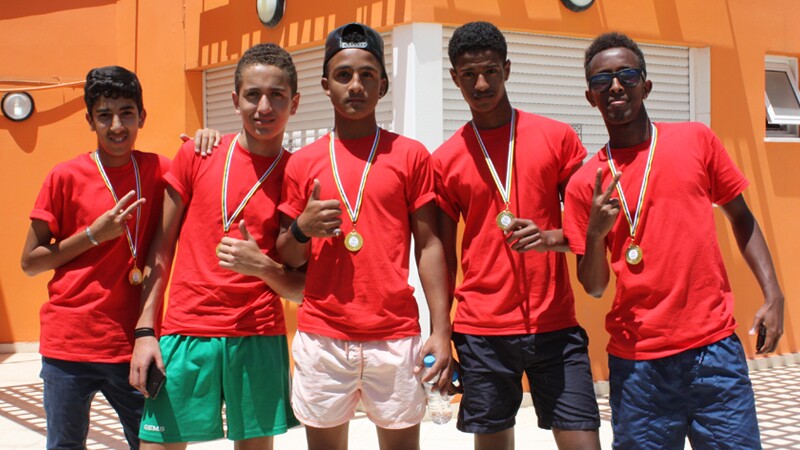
[87,190,145,244]
[586,168,621,240]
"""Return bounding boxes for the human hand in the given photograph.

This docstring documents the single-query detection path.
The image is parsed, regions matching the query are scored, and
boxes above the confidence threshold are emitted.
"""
[587,168,621,240]
[88,190,145,244]
[415,332,453,393]
[505,217,549,253]
[296,179,343,238]
[217,220,277,279]
[129,336,163,397]
[180,128,222,157]
[750,295,785,354]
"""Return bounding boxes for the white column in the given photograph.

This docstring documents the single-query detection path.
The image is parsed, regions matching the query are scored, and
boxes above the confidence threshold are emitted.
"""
[391,23,445,340]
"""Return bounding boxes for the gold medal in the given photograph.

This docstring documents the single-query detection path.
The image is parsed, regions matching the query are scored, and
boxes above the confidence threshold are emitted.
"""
[93,151,142,286]
[216,243,224,257]
[129,266,143,285]
[625,244,643,265]
[496,210,515,231]
[329,128,380,253]
[472,110,518,234]
[607,123,658,267]
[344,230,364,252]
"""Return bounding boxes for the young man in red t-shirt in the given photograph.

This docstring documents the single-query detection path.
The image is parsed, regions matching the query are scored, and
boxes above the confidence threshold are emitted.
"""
[21,66,170,450]
[433,22,601,450]
[563,32,785,449]
[276,22,452,450]
[128,43,303,449]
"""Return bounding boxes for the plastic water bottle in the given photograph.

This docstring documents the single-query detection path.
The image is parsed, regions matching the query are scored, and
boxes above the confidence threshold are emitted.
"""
[422,354,452,424]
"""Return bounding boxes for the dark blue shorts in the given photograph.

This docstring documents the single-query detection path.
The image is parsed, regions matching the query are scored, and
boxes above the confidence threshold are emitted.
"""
[453,326,600,434]
[608,334,760,450]
[40,357,143,450]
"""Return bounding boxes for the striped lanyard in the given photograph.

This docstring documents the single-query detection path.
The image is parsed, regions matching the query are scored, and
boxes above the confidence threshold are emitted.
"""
[471,109,517,211]
[221,133,284,233]
[605,123,658,243]
[92,150,140,262]
[328,128,380,230]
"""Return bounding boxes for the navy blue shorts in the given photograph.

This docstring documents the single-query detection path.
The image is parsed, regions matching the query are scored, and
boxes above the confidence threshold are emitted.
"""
[40,357,143,450]
[608,334,760,450]
[453,326,600,434]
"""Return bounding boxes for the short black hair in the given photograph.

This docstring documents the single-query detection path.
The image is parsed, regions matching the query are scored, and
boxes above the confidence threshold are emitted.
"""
[234,43,298,95]
[84,66,143,117]
[584,32,647,80]
[448,21,507,68]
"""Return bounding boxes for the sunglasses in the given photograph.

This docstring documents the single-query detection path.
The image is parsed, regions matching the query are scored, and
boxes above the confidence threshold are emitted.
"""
[588,68,645,92]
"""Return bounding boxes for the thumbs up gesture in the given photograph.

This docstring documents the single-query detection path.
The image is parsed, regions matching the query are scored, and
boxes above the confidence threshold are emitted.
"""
[217,219,277,279]
[296,179,343,238]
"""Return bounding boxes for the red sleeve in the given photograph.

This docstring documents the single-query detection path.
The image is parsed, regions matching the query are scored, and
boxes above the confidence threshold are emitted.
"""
[563,166,596,255]
[163,141,198,205]
[278,151,308,220]
[432,152,460,222]
[558,126,588,185]
[704,126,749,205]
[30,169,62,237]
[405,142,436,213]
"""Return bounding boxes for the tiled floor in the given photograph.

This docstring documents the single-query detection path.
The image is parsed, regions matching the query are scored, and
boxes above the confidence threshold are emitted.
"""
[1,352,797,449]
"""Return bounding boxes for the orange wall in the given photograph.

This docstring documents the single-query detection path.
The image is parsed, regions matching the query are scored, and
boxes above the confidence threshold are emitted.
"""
[2,1,798,382]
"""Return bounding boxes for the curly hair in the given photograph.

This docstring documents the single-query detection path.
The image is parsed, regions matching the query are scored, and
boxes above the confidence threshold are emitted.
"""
[584,32,647,79]
[84,66,143,117]
[235,43,298,95]
[448,21,507,67]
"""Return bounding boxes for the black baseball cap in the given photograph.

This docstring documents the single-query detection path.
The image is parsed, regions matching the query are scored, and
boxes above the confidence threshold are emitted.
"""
[323,22,389,91]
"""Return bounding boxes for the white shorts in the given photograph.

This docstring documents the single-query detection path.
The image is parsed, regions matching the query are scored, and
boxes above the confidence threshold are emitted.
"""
[291,330,426,429]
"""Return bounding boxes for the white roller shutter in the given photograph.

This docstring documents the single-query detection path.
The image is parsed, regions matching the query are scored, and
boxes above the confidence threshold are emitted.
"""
[204,35,394,151]
[442,28,691,158]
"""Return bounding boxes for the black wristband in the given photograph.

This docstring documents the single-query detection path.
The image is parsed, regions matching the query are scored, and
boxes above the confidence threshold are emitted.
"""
[134,327,156,339]
[290,219,311,243]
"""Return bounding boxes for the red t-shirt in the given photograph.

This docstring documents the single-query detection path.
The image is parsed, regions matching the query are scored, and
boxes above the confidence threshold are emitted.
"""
[563,122,749,360]
[279,129,435,341]
[31,151,170,363]
[433,110,586,335]
[160,134,288,337]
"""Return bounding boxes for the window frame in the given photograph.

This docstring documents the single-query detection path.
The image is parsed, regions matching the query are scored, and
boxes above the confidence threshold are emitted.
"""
[765,56,800,140]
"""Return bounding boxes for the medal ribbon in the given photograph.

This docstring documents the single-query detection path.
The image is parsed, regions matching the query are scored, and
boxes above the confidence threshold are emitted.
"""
[92,150,140,262]
[470,109,517,209]
[329,128,380,227]
[605,122,658,242]
[221,133,284,233]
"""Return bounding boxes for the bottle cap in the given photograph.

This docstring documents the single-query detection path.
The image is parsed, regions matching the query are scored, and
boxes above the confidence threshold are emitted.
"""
[423,354,436,368]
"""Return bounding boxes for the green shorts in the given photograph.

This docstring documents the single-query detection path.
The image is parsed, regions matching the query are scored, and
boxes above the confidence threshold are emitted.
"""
[138,334,299,443]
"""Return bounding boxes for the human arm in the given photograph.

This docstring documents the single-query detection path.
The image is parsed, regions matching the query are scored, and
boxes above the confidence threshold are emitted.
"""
[412,202,453,392]
[217,219,305,303]
[438,210,458,298]
[21,191,145,276]
[129,186,185,396]
[179,128,222,157]
[276,179,342,268]
[504,219,569,253]
[503,158,582,254]
[576,168,621,297]
[719,194,784,354]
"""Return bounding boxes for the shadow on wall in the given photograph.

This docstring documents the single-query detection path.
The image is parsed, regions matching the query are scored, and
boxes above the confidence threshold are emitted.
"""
[0,96,86,154]
[0,0,117,20]
[0,280,11,344]
[195,0,407,68]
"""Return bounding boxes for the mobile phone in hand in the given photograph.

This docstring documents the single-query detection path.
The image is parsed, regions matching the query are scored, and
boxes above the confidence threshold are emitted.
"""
[756,325,767,352]
[146,362,166,399]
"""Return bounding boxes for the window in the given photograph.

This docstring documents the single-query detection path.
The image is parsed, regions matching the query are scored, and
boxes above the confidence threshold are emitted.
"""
[765,56,800,139]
